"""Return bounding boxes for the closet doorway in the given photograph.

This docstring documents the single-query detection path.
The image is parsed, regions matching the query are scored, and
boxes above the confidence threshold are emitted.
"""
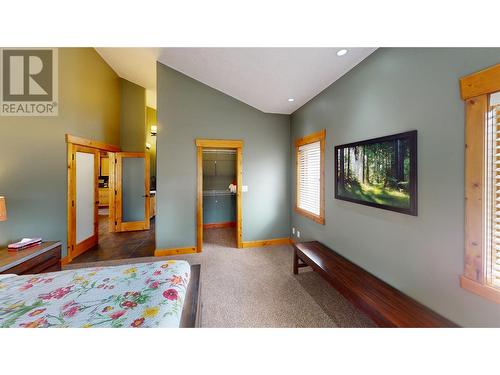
[196,139,243,252]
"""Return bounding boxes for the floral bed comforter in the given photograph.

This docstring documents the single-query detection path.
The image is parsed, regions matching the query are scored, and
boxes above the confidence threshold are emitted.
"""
[0,260,191,328]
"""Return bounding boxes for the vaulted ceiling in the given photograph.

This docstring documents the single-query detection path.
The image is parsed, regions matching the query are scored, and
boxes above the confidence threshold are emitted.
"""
[96,47,376,114]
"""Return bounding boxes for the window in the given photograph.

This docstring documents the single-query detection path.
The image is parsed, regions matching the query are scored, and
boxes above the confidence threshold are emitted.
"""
[461,63,500,304]
[295,129,325,224]
[486,92,500,289]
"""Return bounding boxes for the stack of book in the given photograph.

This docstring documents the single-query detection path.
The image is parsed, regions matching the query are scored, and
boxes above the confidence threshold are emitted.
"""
[8,238,43,252]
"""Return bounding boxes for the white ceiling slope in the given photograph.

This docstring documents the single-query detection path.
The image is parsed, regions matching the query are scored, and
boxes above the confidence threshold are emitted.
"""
[96,48,376,114]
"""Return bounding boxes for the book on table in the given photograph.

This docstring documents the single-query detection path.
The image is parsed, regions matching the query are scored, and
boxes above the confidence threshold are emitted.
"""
[8,238,43,251]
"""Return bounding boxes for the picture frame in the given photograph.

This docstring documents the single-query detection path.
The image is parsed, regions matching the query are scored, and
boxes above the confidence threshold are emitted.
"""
[334,130,418,216]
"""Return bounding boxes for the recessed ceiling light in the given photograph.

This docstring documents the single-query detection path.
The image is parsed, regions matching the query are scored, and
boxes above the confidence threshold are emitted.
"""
[288,98,295,102]
[337,49,348,56]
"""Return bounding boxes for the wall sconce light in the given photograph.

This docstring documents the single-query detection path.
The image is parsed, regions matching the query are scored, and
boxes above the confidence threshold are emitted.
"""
[150,125,157,136]
[146,143,152,150]
[0,196,7,222]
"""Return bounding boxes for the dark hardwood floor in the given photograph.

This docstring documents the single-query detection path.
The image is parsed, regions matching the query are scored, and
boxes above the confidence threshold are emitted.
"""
[72,215,155,264]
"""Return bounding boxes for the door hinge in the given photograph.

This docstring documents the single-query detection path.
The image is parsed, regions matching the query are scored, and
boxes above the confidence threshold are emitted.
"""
[72,154,75,161]
[72,200,75,207]
[115,190,117,196]
[115,221,118,226]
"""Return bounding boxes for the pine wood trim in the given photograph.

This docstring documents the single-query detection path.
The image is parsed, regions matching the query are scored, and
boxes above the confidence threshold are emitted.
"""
[154,247,197,256]
[60,256,71,266]
[107,152,116,233]
[67,142,75,261]
[74,234,98,259]
[67,144,99,262]
[66,136,120,263]
[66,134,121,152]
[295,129,326,147]
[460,63,500,100]
[464,95,487,282]
[144,152,151,228]
[196,139,243,252]
[236,146,243,248]
[195,139,243,148]
[295,129,326,225]
[460,276,500,304]
[461,64,500,302]
[203,221,236,229]
[241,238,291,248]
[115,152,150,232]
[196,146,203,253]
[294,207,325,225]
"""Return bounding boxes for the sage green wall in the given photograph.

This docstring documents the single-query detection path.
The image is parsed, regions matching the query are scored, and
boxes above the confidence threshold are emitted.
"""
[120,78,146,152]
[156,62,290,248]
[290,48,500,327]
[0,48,120,256]
[146,106,157,180]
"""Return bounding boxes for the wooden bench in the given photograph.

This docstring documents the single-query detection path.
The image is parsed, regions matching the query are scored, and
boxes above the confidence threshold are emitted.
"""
[293,241,458,327]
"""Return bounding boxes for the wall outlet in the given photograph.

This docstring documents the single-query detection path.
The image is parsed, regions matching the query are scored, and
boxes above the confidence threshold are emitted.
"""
[297,231,301,238]
[292,227,296,235]
[242,185,248,192]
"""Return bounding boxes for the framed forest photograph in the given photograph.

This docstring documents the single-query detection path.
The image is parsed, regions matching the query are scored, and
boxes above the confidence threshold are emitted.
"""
[334,130,417,216]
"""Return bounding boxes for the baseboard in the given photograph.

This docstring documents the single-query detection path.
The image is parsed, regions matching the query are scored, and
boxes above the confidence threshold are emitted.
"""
[154,247,198,257]
[203,221,236,229]
[241,238,292,248]
[74,234,98,259]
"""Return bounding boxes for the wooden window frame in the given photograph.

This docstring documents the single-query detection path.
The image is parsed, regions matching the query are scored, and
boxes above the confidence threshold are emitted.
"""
[295,129,326,225]
[460,63,500,304]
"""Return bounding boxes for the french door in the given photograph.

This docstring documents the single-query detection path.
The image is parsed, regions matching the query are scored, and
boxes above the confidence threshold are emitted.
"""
[70,145,99,259]
[112,152,150,232]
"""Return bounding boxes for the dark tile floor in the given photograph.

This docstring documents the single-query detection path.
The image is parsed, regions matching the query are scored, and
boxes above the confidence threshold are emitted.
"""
[71,215,156,264]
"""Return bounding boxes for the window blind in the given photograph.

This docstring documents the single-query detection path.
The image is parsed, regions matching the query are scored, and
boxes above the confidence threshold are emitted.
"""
[298,141,321,216]
[486,101,500,288]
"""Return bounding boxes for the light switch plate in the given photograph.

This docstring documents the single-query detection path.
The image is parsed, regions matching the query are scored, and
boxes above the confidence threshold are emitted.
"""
[297,231,301,238]
[242,185,248,192]
[292,227,296,234]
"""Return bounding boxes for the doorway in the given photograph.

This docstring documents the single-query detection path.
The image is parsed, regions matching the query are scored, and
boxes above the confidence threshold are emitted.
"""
[66,135,154,264]
[196,139,243,252]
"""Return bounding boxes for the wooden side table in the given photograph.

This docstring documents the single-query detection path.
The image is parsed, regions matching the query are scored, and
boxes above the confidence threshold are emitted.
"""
[0,241,62,275]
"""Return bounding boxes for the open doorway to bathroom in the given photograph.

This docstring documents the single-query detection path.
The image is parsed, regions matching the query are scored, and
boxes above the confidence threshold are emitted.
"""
[196,139,243,252]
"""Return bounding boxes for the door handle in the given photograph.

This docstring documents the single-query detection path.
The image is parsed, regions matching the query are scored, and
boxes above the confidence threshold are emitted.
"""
[142,194,150,198]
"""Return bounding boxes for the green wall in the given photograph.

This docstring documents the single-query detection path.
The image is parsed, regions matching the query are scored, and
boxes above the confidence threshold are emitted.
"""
[146,106,157,180]
[290,48,500,327]
[156,62,290,248]
[0,48,120,256]
[120,78,146,152]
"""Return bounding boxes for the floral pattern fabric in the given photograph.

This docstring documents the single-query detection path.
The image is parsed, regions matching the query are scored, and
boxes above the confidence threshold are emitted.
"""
[0,260,191,328]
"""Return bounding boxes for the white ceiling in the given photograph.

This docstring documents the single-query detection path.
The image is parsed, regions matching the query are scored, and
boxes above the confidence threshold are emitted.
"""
[96,48,376,114]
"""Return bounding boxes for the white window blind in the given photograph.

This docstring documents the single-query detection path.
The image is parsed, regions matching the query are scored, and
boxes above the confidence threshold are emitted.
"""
[298,141,321,216]
[487,95,500,288]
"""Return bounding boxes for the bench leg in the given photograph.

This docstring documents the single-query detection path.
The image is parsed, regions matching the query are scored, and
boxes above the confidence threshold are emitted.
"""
[293,249,299,275]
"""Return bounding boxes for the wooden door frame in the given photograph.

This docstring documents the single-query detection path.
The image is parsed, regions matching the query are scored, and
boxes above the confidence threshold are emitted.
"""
[196,139,243,252]
[114,152,151,232]
[66,134,120,263]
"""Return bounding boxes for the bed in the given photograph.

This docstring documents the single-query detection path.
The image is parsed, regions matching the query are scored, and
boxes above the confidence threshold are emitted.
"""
[0,260,200,328]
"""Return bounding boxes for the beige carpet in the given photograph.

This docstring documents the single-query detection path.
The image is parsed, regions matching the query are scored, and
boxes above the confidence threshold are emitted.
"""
[64,228,375,328]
